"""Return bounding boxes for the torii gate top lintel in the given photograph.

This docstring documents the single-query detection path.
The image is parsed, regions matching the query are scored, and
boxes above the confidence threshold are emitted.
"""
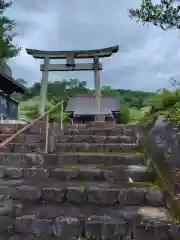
[26,45,119,59]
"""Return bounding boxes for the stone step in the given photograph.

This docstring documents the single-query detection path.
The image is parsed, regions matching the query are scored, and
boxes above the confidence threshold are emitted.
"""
[0,206,173,239]
[0,143,140,153]
[58,134,134,144]
[0,134,44,143]
[55,143,140,153]
[0,179,155,189]
[0,122,44,135]
[0,143,44,153]
[0,123,26,134]
[64,123,128,129]
[64,128,135,137]
[0,134,136,144]
[0,165,154,182]
[0,152,145,167]
[0,181,165,207]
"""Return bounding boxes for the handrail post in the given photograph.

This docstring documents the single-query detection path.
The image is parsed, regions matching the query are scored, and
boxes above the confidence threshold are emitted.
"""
[44,114,49,153]
[60,101,63,131]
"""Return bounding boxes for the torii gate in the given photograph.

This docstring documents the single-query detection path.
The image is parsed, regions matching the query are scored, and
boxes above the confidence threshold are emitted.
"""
[26,46,119,121]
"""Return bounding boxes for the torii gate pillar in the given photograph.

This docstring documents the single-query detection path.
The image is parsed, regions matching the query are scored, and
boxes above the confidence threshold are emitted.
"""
[94,56,104,121]
[39,57,49,116]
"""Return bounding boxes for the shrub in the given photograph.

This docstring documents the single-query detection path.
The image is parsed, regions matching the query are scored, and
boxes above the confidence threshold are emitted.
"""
[141,87,180,128]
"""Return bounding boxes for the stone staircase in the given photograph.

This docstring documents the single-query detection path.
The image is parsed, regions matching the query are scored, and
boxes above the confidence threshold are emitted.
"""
[0,122,178,239]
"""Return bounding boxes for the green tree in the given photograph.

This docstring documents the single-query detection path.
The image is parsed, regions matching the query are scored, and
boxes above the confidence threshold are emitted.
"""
[0,0,21,66]
[101,85,131,124]
[118,94,131,124]
[129,0,180,30]
[19,97,70,123]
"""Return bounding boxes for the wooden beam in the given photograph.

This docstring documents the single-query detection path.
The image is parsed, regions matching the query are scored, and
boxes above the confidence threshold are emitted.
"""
[29,52,112,59]
[26,45,119,59]
[40,63,102,71]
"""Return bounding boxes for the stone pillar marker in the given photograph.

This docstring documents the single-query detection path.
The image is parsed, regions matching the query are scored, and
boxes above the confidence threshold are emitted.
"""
[26,46,119,118]
[39,57,49,116]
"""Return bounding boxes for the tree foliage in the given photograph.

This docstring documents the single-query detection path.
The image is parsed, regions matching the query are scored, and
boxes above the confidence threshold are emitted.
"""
[141,82,180,128]
[19,96,69,123]
[129,0,180,30]
[15,78,154,123]
[16,79,154,109]
[0,0,21,65]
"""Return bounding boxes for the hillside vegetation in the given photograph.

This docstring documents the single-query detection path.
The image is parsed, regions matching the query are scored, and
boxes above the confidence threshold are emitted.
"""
[14,78,154,123]
[140,80,180,129]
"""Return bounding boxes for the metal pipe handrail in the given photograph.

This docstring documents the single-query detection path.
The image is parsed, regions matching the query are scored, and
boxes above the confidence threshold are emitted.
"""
[0,100,64,149]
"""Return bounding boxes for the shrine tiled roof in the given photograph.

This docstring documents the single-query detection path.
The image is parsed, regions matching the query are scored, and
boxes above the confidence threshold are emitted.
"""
[65,95,120,115]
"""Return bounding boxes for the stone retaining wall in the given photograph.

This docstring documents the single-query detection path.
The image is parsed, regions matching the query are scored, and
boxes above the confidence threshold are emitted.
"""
[137,116,180,192]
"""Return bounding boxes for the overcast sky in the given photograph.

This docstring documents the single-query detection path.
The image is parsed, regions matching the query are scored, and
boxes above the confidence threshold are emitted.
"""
[5,0,180,92]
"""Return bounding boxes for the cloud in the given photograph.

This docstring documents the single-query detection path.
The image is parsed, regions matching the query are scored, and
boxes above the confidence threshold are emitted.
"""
[5,0,180,91]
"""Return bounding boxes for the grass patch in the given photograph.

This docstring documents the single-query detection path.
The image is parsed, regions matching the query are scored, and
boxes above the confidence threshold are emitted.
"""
[129,108,144,124]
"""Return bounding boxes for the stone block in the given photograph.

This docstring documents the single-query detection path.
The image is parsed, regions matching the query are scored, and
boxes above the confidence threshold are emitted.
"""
[23,135,44,144]
[0,154,21,166]
[78,168,103,181]
[67,187,86,204]
[15,215,36,233]
[0,187,12,198]
[28,121,45,135]
[49,169,78,180]
[41,188,65,203]
[33,218,53,236]
[145,189,165,206]
[133,223,170,240]
[53,216,83,238]
[0,198,12,216]
[22,168,49,180]
[85,216,130,239]
[0,216,13,232]
[118,188,146,205]
[8,143,44,153]
[42,154,58,165]
[87,188,118,205]
[104,165,154,182]
[58,154,78,165]
[12,185,41,200]
[21,154,41,165]
[0,168,4,179]
[4,168,22,179]
[169,224,180,240]
[0,124,18,134]
[21,153,58,166]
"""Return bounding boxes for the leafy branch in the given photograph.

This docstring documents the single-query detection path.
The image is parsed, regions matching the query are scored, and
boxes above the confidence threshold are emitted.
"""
[129,0,180,30]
